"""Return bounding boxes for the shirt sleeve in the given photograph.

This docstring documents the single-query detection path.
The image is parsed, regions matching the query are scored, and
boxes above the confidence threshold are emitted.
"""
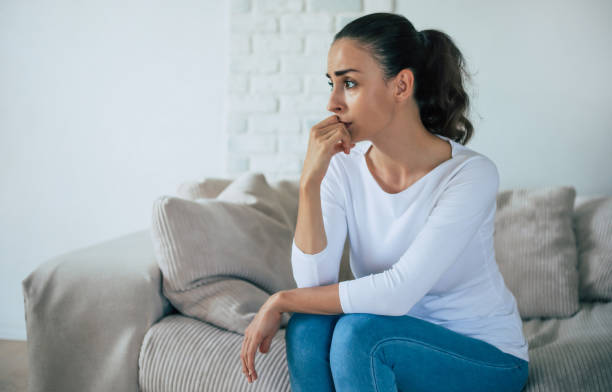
[291,156,348,288]
[338,156,500,315]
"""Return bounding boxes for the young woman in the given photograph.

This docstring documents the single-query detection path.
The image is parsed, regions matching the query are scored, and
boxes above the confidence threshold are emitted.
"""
[240,12,529,391]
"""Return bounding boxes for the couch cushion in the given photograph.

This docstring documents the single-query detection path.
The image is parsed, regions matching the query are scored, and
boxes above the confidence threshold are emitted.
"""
[139,314,290,392]
[152,172,299,335]
[521,302,612,391]
[573,196,612,301]
[154,173,360,336]
[176,176,356,282]
[139,304,612,392]
[494,186,580,319]
[176,177,233,200]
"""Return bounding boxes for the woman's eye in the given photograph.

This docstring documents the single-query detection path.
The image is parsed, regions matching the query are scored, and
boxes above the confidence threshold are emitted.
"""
[328,80,356,90]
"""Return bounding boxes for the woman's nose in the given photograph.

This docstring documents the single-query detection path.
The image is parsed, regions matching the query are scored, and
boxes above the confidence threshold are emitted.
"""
[327,91,343,113]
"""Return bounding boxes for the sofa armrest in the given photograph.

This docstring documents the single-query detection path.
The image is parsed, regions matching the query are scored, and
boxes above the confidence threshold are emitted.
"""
[22,229,175,392]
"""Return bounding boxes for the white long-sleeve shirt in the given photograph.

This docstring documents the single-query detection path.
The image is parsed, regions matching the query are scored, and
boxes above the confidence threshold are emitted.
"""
[291,133,529,362]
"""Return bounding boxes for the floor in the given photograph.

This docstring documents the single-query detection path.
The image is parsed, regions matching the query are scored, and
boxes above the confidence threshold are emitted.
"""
[0,339,28,392]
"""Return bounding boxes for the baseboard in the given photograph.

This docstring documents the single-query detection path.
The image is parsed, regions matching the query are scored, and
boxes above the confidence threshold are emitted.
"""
[0,326,27,341]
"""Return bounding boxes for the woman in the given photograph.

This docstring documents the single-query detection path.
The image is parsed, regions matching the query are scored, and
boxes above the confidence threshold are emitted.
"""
[240,12,529,391]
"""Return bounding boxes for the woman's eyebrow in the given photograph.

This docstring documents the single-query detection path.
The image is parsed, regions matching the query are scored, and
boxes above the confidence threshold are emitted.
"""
[326,69,361,78]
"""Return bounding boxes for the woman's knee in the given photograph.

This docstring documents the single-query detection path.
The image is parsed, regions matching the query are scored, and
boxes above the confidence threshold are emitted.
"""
[330,314,376,344]
[329,314,375,365]
[285,313,339,354]
[285,313,337,375]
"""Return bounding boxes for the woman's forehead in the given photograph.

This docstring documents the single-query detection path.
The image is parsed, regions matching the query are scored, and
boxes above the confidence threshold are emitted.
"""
[329,39,367,59]
[327,40,375,74]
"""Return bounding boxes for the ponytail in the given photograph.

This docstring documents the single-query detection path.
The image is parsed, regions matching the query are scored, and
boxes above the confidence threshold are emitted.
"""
[416,29,473,144]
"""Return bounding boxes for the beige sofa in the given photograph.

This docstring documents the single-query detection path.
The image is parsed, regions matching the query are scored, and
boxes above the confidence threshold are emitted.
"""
[22,175,612,392]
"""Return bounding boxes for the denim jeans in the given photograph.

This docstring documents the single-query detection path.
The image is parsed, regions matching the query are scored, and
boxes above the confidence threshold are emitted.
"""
[285,312,528,392]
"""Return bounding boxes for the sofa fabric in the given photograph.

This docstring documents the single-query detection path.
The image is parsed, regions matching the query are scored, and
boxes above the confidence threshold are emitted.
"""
[151,172,302,334]
[521,301,612,391]
[21,229,174,392]
[176,178,233,200]
[22,172,612,392]
[494,186,580,319]
[137,303,612,392]
[139,314,291,392]
[573,196,612,301]
[175,174,356,281]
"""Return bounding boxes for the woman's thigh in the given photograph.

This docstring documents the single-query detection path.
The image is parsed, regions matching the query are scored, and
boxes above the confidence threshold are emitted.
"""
[329,313,528,392]
[285,312,342,392]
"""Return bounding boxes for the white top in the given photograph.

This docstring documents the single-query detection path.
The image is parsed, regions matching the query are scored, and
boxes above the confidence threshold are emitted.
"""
[291,134,529,362]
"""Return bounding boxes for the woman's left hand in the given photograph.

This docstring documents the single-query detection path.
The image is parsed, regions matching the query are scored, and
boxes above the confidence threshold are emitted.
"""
[240,295,283,384]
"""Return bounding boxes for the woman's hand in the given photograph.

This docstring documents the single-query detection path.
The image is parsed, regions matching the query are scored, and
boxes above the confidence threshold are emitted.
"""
[300,114,355,187]
[240,298,283,384]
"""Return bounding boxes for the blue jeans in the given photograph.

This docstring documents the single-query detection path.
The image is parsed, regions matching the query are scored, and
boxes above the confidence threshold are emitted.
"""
[285,312,528,392]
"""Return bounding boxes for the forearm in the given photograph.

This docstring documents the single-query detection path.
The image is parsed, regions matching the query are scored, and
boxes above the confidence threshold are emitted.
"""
[270,283,343,315]
[294,180,327,254]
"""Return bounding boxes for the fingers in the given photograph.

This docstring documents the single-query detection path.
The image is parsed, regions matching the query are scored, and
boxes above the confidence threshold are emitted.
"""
[322,126,353,154]
[241,336,249,380]
[311,121,352,155]
[260,336,272,353]
[318,120,348,138]
[246,336,259,382]
[241,335,260,383]
[313,114,341,131]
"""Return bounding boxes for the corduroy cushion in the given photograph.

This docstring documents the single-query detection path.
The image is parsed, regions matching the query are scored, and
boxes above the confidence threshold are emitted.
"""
[151,172,300,334]
[574,196,612,301]
[494,186,580,319]
[176,177,232,200]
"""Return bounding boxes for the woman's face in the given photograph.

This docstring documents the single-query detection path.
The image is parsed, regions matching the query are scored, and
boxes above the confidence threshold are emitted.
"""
[326,38,397,143]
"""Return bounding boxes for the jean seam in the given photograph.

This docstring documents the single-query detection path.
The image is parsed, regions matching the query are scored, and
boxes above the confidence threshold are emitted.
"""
[369,337,522,376]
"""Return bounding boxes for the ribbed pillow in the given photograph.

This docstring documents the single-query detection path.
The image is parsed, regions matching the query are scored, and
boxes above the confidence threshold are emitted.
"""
[176,178,232,200]
[574,196,612,301]
[494,186,580,319]
[175,176,355,283]
[151,172,299,334]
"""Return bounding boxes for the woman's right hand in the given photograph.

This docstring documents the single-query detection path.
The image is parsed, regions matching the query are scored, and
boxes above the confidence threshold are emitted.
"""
[300,114,355,187]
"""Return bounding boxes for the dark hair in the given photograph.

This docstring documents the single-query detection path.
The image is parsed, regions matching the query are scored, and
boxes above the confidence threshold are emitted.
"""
[333,13,474,145]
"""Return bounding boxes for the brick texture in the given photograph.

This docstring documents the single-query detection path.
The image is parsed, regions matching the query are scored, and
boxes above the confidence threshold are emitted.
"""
[226,0,395,181]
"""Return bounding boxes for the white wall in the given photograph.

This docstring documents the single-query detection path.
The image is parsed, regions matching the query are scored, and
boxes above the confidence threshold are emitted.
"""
[0,1,229,340]
[2,0,611,341]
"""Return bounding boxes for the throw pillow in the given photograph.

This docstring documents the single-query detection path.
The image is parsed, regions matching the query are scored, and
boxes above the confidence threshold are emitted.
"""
[176,178,232,200]
[573,196,612,301]
[151,172,299,334]
[494,186,580,319]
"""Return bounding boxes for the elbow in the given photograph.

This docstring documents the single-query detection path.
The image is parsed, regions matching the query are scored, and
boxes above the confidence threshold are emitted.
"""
[388,291,419,317]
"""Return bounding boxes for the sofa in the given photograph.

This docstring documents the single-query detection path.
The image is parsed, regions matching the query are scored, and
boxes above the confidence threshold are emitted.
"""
[22,172,612,392]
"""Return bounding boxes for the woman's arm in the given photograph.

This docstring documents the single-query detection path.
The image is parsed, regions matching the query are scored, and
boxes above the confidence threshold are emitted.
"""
[294,180,328,254]
[270,283,343,315]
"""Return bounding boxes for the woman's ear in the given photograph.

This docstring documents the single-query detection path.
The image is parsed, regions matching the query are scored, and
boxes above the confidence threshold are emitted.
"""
[394,69,415,100]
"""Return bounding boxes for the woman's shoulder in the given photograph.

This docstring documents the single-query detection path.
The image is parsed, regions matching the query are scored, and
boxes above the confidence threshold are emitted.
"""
[439,135,498,174]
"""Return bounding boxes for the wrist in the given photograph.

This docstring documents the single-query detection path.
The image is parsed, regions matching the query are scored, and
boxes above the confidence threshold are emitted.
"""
[266,291,286,313]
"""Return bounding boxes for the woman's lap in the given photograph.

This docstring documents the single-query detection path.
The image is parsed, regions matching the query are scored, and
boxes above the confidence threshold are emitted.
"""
[285,312,528,392]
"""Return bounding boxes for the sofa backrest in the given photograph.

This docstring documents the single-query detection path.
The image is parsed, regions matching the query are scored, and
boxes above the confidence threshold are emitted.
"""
[176,177,612,315]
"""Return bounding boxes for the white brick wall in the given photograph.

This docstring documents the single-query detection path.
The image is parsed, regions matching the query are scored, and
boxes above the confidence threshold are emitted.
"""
[226,0,395,181]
